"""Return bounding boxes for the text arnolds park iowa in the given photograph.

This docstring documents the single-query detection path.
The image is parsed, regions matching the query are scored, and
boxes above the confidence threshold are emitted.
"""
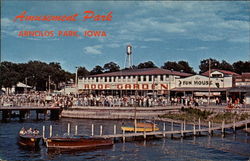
[14,11,112,38]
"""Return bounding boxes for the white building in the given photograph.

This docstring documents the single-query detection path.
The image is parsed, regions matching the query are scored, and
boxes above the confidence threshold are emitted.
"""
[78,68,192,96]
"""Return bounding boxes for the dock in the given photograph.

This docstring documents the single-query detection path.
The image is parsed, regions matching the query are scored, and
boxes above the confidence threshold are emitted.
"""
[0,106,61,121]
[43,118,250,143]
[92,119,250,142]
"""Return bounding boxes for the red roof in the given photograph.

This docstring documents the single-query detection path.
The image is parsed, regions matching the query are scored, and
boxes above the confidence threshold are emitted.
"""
[202,69,239,77]
[89,68,193,77]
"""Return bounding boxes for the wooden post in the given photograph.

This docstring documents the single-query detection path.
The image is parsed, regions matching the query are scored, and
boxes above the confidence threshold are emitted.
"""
[67,123,70,135]
[181,123,184,137]
[198,118,201,135]
[233,118,236,133]
[193,124,196,136]
[75,125,78,135]
[42,125,45,139]
[122,129,125,142]
[91,124,94,136]
[163,123,166,137]
[208,121,211,135]
[221,120,225,135]
[171,121,174,138]
[100,125,103,136]
[49,125,52,137]
[113,125,116,135]
[144,127,146,139]
[184,120,186,131]
[134,119,137,134]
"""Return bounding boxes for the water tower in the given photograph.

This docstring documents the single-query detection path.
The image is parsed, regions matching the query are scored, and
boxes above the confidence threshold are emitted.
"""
[124,45,133,68]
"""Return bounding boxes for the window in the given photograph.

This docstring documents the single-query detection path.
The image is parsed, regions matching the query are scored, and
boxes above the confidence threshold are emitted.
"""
[149,76,152,81]
[143,75,146,81]
[138,76,141,81]
[160,75,164,81]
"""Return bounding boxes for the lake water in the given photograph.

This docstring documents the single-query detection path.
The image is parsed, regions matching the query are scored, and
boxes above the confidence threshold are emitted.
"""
[0,113,249,161]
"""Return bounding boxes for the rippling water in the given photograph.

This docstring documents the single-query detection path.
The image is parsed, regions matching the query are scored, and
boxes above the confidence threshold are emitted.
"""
[0,112,249,161]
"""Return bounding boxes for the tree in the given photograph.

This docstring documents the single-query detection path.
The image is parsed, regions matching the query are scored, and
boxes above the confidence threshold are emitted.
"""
[199,58,220,73]
[233,61,250,74]
[77,67,89,78]
[162,61,181,71]
[103,62,120,73]
[90,65,104,75]
[220,60,233,71]
[177,61,195,74]
[137,61,157,69]
[0,62,20,88]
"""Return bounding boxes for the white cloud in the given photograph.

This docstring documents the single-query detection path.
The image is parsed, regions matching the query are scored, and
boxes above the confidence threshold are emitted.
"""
[106,43,120,48]
[84,45,103,55]
[144,38,162,42]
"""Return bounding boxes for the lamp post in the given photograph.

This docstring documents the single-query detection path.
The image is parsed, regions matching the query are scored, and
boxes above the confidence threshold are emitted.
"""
[75,67,79,96]
[25,75,35,93]
[208,59,211,106]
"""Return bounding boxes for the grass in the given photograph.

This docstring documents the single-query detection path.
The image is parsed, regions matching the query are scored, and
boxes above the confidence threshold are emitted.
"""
[160,107,250,124]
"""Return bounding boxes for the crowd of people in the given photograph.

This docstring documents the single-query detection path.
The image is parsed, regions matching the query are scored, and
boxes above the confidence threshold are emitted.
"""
[0,92,245,108]
[19,127,39,135]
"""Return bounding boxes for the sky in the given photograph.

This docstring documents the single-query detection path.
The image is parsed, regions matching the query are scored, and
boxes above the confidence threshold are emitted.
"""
[1,1,249,73]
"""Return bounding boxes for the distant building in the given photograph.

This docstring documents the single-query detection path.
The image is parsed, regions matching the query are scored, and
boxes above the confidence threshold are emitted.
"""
[78,68,192,96]
[228,73,250,104]
[170,69,236,103]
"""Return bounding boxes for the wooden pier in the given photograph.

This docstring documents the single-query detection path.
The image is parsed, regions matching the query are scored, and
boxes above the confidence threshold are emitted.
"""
[92,119,250,142]
[43,119,250,144]
[0,106,61,121]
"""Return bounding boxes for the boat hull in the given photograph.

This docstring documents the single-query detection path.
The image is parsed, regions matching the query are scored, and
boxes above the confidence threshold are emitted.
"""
[45,137,113,150]
[19,134,42,147]
[121,126,160,132]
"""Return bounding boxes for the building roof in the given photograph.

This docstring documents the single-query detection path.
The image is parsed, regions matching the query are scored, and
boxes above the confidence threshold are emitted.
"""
[88,68,193,77]
[236,72,250,79]
[16,82,32,88]
[201,69,240,77]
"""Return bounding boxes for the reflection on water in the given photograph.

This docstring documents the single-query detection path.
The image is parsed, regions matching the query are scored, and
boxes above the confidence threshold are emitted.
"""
[0,117,249,161]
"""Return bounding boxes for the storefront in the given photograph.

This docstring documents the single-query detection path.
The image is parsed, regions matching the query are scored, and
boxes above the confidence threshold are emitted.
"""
[78,68,192,97]
[171,74,233,103]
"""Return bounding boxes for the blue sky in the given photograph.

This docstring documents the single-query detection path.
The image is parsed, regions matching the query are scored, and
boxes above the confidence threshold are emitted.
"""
[1,1,249,73]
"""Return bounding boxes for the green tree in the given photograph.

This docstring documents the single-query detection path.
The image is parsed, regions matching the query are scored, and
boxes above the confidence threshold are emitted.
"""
[103,62,120,73]
[77,67,89,78]
[220,60,233,71]
[199,58,220,73]
[162,61,181,71]
[90,65,104,75]
[177,61,196,74]
[137,61,157,69]
[233,61,250,74]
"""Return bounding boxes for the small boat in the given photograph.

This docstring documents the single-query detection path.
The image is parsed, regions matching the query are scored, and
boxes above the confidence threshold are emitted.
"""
[18,128,42,147]
[44,136,113,150]
[19,134,42,147]
[121,122,160,132]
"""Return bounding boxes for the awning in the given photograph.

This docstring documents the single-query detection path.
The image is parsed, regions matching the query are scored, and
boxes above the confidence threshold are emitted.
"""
[170,87,228,92]
[228,87,250,93]
[16,82,32,88]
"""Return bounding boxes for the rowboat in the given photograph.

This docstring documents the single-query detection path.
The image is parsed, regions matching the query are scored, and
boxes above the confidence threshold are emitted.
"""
[18,134,42,147]
[121,122,159,132]
[44,136,113,150]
